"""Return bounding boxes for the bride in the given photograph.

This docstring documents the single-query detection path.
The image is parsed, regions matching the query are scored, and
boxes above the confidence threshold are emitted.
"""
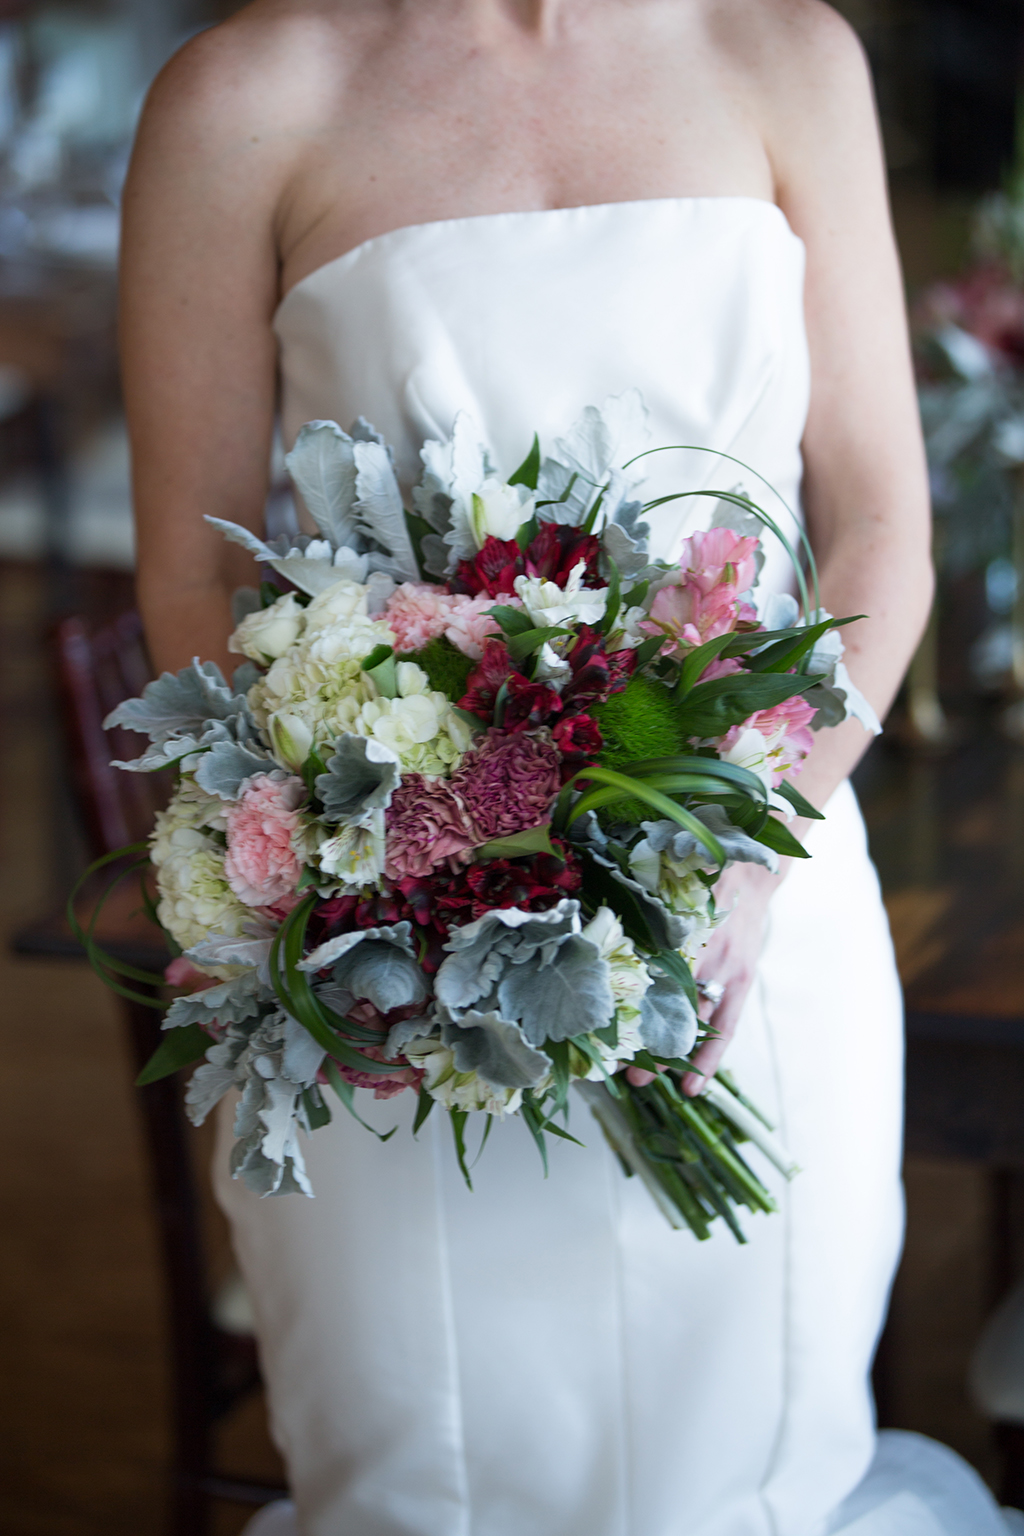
[118,1,1016,1532]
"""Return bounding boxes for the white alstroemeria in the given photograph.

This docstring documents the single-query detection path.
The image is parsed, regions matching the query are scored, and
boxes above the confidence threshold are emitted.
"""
[229,592,307,663]
[470,478,535,549]
[312,809,386,888]
[402,1036,526,1117]
[581,907,652,1013]
[578,1014,644,1082]
[532,642,572,689]
[720,727,797,818]
[513,560,610,628]
[832,660,882,735]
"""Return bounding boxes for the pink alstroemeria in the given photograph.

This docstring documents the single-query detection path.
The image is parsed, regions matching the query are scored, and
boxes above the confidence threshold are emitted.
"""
[640,528,760,657]
[721,694,817,786]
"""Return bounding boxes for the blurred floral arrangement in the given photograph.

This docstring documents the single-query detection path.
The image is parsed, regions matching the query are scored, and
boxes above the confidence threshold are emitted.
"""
[911,108,1024,700]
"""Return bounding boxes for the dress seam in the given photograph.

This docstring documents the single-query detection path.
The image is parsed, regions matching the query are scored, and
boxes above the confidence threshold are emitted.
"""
[430,1114,473,1535]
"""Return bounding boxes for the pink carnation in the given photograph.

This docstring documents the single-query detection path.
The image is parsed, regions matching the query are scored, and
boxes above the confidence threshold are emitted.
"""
[723,695,817,785]
[451,728,562,843]
[383,583,509,660]
[384,774,478,880]
[224,772,305,907]
[640,528,760,656]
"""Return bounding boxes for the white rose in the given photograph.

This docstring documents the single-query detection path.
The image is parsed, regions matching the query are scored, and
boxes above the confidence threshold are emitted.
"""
[303,578,370,632]
[229,592,307,663]
[470,478,534,548]
[514,559,609,628]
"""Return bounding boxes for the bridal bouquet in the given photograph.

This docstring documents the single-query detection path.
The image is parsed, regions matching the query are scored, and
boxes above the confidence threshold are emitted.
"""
[84,392,875,1240]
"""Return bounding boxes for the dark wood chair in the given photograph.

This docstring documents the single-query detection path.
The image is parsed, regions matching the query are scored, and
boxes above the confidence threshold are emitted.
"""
[12,611,288,1535]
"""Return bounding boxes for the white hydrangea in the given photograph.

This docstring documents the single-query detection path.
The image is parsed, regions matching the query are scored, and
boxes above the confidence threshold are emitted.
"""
[150,779,249,956]
[403,1036,529,1117]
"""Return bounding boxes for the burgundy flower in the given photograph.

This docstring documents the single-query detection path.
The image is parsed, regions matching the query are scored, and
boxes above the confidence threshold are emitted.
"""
[503,674,564,731]
[384,774,478,880]
[524,523,603,586]
[559,626,637,713]
[458,638,517,722]
[453,536,522,597]
[452,728,562,842]
[552,713,603,779]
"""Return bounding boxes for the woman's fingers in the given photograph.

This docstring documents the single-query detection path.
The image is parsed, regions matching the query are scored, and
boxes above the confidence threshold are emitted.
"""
[682,966,755,1096]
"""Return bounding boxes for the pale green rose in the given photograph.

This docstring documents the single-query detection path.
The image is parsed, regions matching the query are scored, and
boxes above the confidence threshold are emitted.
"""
[228,592,307,663]
[268,711,314,772]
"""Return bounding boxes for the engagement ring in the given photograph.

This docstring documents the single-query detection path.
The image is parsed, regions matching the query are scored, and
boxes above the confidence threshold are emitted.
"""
[697,979,726,1008]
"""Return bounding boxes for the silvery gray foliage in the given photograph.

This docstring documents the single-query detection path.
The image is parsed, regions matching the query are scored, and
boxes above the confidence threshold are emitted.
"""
[364,570,396,617]
[231,586,262,624]
[104,659,245,745]
[163,969,268,1032]
[351,439,421,582]
[600,521,649,581]
[637,809,779,875]
[435,899,581,1013]
[414,414,491,570]
[383,1014,437,1060]
[232,660,263,695]
[434,899,615,1047]
[205,517,371,595]
[300,919,417,974]
[188,1008,324,1196]
[314,735,401,826]
[569,827,692,952]
[113,700,268,776]
[419,533,452,578]
[284,418,360,546]
[536,391,650,526]
[439,1008,551,1090]
[192,738,272,800]
[638,976,698,1059]
[186,923,277,987]
[311,929,428,1016]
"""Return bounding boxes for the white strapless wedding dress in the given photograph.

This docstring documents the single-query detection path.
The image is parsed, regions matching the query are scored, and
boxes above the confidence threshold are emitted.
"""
[215,198,1019,1536]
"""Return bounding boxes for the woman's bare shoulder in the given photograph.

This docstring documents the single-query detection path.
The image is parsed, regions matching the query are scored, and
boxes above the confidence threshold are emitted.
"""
[133,0,376,174]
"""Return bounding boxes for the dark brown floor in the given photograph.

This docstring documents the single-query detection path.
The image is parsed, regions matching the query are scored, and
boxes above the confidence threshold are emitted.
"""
[0,559,1010,1532]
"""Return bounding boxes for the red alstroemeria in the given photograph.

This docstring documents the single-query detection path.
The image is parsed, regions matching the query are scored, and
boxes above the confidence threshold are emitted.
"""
[551,713,603,780]
[524,522,604,586]
[503,673,564,732]
[459,638,518,722]
[453,536,522,598]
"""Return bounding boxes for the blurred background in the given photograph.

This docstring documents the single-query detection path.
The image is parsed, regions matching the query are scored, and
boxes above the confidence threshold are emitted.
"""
[3,0,1024,1532]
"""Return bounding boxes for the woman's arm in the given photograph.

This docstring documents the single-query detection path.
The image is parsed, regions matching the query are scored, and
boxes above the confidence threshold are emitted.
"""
[684,4,933,1092]
[120,25,291,679]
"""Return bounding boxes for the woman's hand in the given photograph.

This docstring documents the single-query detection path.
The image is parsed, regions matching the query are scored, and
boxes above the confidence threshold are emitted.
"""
[681,861,782,1097]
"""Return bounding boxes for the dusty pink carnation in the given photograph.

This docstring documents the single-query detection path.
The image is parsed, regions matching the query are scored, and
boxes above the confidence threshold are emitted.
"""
[383,583,509,660]
[452,729,561,843]
[640,528,759,656]
[384,774,478,880]
[223,771,305,907]
[722,695,817,784]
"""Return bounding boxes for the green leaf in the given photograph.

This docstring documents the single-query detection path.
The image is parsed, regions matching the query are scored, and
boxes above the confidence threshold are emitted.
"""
[675,671,826,739]
[508,433,541,490]
[413,1086,435,1135]
[751,817,811,859]
[567,767,726,864]
[676,633,736,697]
[633,635,665,669]
[506,626,571,663]
[581,485,606,536]
[361,645,397,698]
[301,748,328,796]
[302,1086,332,1131]
[476,823,556,861]
[651,949,699,1010]
[520,1094,550,1176]
[576,848,656,950]
[486,604,535,637]
[135,1023,209,1086]
[260,579,285,608]
[403,510,433,580]
[450,1108,473,1189]
[599,557,621,636]
[322,1059,398,1140]
[620,754,767,803]
[775,780,825,820]
[622,580,649,609]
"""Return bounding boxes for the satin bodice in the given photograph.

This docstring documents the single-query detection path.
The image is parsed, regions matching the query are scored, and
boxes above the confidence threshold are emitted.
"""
[273,196,810,585]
